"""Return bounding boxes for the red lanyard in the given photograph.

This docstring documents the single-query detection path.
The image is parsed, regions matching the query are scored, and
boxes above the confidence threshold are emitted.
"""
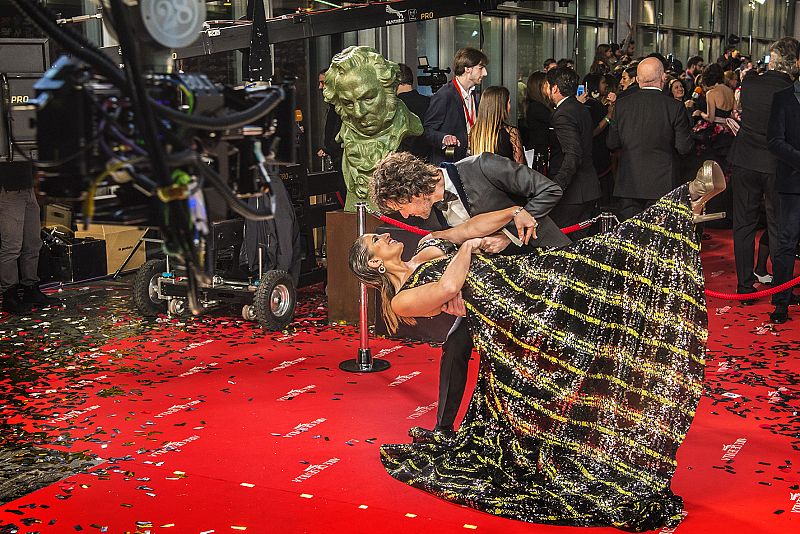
[454,79,475,128]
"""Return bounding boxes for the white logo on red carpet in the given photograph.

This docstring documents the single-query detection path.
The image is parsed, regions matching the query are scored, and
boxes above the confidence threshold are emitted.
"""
[768,387,787,404]
[178,339,214,353]
[148,435,200,457]
[389,371,421,387]
[178,362,219,377]
[278,384,316,401]
[282,418,326,438]
[48,404,100,424]
[292,458,340,483]
[407,402,438,420]
[376,345,403,358]
[276,333,298,342]
[154,400,201,418]
[269,357,306,372]
[790,492,800,513]
[721,438,747,461]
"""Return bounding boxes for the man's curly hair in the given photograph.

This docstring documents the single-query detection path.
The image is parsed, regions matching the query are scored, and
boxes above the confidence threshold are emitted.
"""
[371,152,440,213]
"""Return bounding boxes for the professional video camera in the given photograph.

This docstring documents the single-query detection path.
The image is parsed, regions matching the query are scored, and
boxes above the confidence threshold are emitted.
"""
[416,56,451,93]
[9,0,295,313]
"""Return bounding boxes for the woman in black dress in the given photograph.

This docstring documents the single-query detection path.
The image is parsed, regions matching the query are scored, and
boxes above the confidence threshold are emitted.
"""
[349,162,727,532]
[524,71,552,166]
[468,85,524,164]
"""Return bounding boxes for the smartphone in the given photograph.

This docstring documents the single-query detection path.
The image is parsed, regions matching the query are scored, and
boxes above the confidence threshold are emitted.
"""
[762,53,770,64]
[576,84,585,97]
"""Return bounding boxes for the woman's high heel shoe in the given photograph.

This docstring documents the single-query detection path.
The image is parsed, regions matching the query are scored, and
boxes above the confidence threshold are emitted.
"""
[689,160,727,224]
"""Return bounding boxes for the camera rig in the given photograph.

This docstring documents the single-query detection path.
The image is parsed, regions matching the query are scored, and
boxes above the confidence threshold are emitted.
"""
[10,0,296,313]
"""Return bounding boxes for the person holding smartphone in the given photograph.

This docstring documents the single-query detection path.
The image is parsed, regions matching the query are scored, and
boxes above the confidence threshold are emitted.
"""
[545,67,601,238]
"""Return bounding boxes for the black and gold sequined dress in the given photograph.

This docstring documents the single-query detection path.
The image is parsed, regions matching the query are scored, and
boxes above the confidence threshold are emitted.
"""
[382,185,706,532]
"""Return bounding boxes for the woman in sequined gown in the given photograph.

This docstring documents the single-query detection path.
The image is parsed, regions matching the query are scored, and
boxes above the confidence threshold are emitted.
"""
[349,170,723,531]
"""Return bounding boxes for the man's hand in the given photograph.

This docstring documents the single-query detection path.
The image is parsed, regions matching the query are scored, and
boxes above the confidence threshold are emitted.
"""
[576,92,589,104]
[441,292,466,317]
[479,233,511,254]
[317,148,327,158]
[512,209,538,244]
[685,99,695,109]
[606,92,617,104]
[442,135,461,147]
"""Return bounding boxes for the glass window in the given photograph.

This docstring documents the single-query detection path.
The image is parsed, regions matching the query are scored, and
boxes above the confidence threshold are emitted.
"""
[671,34,691,69]
[580,0,598,18]
[641,0,657,24]
[416,20,439,96]
[578,25,598,76]
[673,0,691,27]
[455,14,481,50]
[518,19,557,77]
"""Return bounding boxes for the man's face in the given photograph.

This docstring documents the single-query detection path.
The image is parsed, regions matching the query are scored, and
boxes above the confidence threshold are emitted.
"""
[385,194,435,219]
[335,67,395,136]
[464,62,488,86]
[691,61,705,74]
[318,74,326,91]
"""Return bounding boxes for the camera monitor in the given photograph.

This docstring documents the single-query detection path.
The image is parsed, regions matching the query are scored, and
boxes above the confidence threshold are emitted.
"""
[418,56,429,68]
[1,74,40,158]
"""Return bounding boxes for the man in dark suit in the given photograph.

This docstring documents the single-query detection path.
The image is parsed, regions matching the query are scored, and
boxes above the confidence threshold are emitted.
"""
[423,48,487,164]
[607,57,694,221]
[397,63,431,160]
[316,69,345,203]
[545,67,601,237]
[371,151,568,443]
[728,37,798,300]
[766,50,800,324]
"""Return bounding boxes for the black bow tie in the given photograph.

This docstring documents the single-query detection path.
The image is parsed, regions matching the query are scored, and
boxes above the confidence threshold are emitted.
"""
[433,190,460,211]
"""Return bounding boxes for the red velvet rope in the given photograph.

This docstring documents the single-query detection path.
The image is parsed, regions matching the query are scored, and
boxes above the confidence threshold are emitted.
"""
[371,212,800,301]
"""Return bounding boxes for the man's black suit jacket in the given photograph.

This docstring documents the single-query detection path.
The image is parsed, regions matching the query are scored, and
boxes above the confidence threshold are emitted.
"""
[729,70,794,174]
[423,81,478,164]
[437,153,571,248]
[607,88,693,199]
[398,89,431,160]
[548,96,601,205]
[767,81,800,195]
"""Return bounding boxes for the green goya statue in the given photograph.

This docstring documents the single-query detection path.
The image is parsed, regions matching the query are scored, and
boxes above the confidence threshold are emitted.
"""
[323,46,423,211]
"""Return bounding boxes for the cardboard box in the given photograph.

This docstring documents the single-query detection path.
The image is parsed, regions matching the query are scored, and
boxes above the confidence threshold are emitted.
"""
[75,224,147,274]
[43,204,72,229]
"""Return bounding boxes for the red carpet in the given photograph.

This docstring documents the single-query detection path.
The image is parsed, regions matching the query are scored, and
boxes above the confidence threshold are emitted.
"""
[1,230,798,533]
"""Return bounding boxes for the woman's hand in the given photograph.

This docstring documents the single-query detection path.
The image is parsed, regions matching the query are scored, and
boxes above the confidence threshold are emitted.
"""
[462,237,484,252]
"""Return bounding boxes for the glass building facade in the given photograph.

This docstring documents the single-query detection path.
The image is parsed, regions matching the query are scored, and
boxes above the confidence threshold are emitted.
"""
[0,0,795,166]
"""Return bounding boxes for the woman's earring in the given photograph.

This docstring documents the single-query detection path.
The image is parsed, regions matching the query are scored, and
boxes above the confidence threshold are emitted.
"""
[378,265,386,274]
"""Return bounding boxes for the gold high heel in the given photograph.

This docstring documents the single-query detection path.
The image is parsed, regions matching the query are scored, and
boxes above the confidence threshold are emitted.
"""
[689,160,727,224]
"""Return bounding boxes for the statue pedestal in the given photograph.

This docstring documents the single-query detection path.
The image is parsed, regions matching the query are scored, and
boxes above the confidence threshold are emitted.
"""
[326,210,380,325]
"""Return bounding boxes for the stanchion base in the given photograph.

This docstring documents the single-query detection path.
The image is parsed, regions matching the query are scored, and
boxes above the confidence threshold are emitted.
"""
[339,358,391,373]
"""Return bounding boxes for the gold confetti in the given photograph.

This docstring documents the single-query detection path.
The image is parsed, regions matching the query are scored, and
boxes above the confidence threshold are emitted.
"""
[405,513,417,518]
[160,524,175,528]
[299,493,313,499]
[231,527,247,531]
[463,525,478,530]
[358,505,368,509]
[240,482,255,488]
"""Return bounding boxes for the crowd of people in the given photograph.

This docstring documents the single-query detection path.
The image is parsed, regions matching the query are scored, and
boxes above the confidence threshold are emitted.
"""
[335,35,799,532]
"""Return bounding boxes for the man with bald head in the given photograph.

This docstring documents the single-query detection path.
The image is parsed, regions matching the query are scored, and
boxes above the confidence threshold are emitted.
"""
[607,57,694,220]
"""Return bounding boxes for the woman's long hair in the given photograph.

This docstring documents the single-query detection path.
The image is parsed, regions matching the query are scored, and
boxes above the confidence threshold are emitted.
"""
[526,71,550,107]
[348,237,415,333]
[469,85,510,156]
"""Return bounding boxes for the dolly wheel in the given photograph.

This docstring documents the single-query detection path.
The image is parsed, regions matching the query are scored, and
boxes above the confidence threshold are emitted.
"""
[253,270,296,330]
[133,259,167,317]
[168,298,188,316]
[242,304,257,321]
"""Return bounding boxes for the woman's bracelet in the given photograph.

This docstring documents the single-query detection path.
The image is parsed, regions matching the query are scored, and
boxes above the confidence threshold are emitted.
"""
[511,206,525,218]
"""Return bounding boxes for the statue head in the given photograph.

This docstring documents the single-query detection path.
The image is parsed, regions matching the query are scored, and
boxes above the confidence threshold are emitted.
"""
[323,46,400,137]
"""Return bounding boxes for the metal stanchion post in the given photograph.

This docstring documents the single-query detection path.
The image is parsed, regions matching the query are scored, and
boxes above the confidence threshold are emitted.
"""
[340,202,391,373]
[599,211,618,233]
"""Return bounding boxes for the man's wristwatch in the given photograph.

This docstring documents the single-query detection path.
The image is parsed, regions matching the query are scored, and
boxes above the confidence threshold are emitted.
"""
[511,206,525,218]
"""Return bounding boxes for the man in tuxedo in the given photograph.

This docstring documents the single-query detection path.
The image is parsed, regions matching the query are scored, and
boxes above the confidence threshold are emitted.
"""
[316,69,345,203]
[607,57,694,221]
[728,37,798,300]
[766,46,800,324]
[545,67,601,238]
[423,48,487,164]
[371,151,568,443]
[397,63,431,160]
